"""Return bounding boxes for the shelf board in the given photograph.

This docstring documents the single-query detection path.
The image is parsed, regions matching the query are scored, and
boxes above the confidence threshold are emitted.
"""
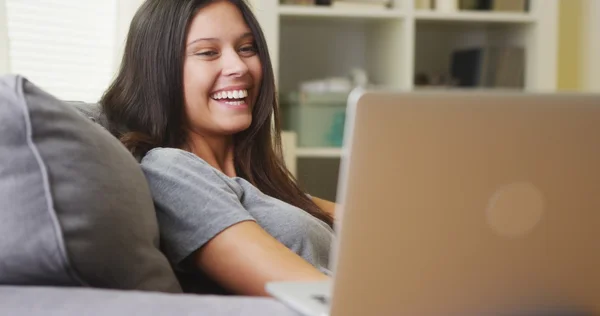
[279,5,404,20]
[296,147,343,158]
[414,10,536,24]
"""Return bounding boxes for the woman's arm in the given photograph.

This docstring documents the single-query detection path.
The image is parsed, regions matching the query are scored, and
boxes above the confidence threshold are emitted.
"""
[192,221,329,296]
[311,196,338,218]
[141,149,329,297]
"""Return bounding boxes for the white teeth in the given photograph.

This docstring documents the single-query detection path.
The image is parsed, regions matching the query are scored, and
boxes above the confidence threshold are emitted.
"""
[211,89,248,100]
[224,100,245,106]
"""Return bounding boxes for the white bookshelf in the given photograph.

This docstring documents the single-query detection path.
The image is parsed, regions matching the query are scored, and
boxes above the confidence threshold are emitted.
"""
[249,0,558,197]
[413,10,535,23]
[250,0,557,156]
[279,5,404,19]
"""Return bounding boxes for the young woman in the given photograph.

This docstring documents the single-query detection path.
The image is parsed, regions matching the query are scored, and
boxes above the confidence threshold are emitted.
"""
[101,0,337,296]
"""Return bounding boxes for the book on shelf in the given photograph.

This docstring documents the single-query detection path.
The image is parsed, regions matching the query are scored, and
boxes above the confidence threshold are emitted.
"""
[458,0,480,10]
[450,46,525,89]
[450,49,481,87]
[414,0,433,10]
[492,0,527,12]
[491,48,525,88]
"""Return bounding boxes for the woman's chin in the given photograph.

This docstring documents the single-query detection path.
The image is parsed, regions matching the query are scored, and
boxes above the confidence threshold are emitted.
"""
[220,120,252,135]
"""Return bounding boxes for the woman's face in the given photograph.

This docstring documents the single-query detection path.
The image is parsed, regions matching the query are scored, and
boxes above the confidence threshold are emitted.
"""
[183,1,262,137]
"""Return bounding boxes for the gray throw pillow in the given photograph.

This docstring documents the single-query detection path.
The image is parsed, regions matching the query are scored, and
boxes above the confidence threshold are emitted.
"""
[68,101,110,130]
[0,75,181,293]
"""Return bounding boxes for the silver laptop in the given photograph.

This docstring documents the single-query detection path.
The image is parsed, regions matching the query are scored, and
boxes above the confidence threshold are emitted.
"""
[266,89,600,316]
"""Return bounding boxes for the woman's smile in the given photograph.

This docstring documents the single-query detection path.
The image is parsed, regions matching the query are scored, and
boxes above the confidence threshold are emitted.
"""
[210,87,250,109]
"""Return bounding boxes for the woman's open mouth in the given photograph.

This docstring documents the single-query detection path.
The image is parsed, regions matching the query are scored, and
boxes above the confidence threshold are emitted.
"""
[211,89,248,107]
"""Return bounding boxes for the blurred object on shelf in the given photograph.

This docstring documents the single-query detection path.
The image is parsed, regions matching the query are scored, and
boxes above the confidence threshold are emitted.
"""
[492,47,526,88]
[415,45,525,90]
[458,0,528,12]
[281,68,372,148]
[331,0,392,9]
[349,68,369,88]
[435,0,458,12]
[280,0,316,5]
[458,0,481,10]
[492,0,528,12]
[414,72,459,89]
[282,91,348,148]
[450,46,525,89]
[299,68,369,94]
[415,0,433,10]
[300,77,353,94]
[315,0,332,5]
[430,73,458,86]
[414,73,431,86]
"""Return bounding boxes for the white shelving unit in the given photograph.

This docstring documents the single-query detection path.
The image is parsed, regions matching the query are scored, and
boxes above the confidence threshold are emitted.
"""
[248,0,558,197]
[279,4,405,19]
[413,10,535,23]
[250,0,558,157]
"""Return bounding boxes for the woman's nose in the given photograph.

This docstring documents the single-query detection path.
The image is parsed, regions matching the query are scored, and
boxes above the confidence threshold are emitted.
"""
[222,50,249,77]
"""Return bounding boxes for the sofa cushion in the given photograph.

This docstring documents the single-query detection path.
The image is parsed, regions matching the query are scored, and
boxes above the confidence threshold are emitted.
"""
[0,75,181,292]
[68,101,110,130]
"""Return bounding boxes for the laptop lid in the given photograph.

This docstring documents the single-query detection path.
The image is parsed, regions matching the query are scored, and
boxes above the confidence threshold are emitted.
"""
[329,90,600,316]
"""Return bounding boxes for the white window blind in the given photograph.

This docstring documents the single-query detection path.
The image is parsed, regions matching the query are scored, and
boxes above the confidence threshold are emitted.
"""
[6,0,118,102]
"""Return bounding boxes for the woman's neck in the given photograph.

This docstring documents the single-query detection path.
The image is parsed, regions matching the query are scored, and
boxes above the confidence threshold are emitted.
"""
[184,131,237,178]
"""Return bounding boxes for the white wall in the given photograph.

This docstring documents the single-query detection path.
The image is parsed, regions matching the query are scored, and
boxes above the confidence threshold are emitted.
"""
[0,0,9,74]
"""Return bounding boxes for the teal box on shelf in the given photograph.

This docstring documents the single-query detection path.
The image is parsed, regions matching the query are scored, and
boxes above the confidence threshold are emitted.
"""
[282,91,348,148]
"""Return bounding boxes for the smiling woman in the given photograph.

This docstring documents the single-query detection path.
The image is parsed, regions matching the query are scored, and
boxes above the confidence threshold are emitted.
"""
[101,0,334,296]
[182,4,262,156]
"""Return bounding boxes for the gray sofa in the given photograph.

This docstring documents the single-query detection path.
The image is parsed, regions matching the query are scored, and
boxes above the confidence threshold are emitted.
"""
[0,75,298,315]
[0,286,297,315]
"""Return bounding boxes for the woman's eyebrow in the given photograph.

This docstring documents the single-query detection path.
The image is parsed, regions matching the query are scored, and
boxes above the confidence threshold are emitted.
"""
[187,32,254,47]
[187,37,218,46]
[238,32,253,40]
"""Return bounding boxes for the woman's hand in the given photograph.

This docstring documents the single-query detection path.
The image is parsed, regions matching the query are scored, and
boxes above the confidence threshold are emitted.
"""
[192,221,329,296]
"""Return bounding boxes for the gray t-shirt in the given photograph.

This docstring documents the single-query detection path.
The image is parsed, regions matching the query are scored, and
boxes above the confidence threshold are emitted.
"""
[140,148,334,293]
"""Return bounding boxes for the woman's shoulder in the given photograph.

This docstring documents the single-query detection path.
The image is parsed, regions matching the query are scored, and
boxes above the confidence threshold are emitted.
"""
[142,147,208,167]
[141,147,223,183]
[141,147,218,175]
[140,147,240,193]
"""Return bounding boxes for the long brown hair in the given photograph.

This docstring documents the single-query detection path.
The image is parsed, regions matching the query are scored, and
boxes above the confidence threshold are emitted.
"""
[100,0,333,226]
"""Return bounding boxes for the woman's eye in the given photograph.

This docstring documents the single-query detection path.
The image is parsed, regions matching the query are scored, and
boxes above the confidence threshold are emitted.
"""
[239,45,257,54]
[196,51,218,57]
